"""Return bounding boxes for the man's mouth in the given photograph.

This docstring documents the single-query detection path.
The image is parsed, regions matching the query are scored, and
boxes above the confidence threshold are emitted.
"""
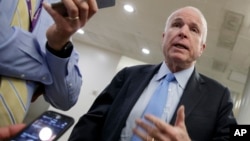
[173,43,189,50]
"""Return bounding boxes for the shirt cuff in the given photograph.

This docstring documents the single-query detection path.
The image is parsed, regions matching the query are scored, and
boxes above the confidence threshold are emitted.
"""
[46,41,73,58]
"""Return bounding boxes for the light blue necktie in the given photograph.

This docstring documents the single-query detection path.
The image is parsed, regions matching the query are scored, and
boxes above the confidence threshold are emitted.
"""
[131,73,175,141]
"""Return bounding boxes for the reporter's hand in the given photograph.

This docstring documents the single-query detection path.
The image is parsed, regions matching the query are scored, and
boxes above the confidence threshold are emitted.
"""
[133,105,191,141]
[0,124,26,140]
[43,0,98,50]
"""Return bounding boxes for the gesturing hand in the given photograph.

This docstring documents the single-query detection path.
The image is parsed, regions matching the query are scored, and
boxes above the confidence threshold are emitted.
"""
[133,105,191,141]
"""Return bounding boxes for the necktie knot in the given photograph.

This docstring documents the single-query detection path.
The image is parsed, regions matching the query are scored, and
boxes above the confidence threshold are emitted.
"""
[165,73,175,82]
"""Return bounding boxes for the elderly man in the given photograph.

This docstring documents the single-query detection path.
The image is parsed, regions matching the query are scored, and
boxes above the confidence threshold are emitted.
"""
[69,6,237,141]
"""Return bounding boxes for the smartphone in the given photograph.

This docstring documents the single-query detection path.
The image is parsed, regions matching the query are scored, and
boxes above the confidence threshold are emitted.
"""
[10,111,74,141]
[51,2,68,17]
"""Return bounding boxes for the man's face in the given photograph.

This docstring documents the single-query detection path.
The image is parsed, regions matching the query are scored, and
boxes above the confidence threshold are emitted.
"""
[162,7,206,70]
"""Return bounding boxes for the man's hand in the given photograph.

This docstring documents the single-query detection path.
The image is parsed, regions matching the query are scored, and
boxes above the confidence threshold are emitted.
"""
[0,124,26,140]
[133,105,191,141]
[43,0,98,50]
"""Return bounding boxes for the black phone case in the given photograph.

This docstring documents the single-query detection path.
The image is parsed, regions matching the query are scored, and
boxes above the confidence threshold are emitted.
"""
[10,110,74,141]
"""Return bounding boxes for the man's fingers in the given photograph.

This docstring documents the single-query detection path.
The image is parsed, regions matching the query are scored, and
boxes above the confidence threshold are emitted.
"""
[73,0,98,26]
[144,114,179,139]
[86,0,98,19]
[175,105,186,128]
[0,124,26,139]
[134,106,189,141]
[133,127,148,141]
[73,0,89,26]
[9,124,26,135]
[135,116,171,141]
[62,0,79,19]
[43,2,64,22]
[44,0,97,27]
[144,114,173,132]
[135,119,153,134]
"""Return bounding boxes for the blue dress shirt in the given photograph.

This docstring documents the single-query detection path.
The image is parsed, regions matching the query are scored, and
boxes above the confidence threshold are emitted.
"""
[0,0,82,111]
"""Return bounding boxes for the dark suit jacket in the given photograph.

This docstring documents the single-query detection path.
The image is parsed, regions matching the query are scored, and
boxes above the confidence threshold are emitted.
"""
[69,64,237,141]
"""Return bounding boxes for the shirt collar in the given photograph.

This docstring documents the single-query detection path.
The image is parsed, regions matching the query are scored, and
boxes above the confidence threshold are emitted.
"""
[155,62,194,89]
[155,62,171,81]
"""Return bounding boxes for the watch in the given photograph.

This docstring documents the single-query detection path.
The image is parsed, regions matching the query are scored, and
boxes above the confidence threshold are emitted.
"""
[46,41,73,58]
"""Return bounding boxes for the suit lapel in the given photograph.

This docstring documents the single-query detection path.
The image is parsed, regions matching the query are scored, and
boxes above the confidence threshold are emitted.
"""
[125,65,161,106]
[115,64,161,122]
[170,70,205,125]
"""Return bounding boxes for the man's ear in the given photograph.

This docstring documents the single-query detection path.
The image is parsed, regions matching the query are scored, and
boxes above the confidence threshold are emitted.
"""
[199,44,206,56]
[162,32,166,44]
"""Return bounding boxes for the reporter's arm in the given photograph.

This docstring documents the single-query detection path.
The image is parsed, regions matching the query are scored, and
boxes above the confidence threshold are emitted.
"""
[43,42,82,110]
[39,0,98,110]
[0,0,52,84]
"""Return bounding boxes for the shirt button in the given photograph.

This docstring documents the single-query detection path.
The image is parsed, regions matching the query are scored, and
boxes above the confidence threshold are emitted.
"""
[68,83,72,87]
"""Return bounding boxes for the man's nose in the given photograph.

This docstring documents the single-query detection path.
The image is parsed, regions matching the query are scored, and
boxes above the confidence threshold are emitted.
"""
[178,25,189,38]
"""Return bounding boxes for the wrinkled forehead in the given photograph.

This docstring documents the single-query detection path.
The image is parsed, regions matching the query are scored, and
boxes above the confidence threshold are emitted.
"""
[167,7,207,30]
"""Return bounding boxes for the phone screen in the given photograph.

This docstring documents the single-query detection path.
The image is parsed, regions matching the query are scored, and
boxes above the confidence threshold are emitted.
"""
[10,111,74,141]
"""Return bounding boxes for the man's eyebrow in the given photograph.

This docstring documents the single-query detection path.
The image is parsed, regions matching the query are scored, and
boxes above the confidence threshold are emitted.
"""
[172,17,183,22]
[172,18,200,27]
[190,22,201,30]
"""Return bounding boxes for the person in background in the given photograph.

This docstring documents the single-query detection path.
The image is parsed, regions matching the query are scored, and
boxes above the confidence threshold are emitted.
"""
[69,6,237,141]
[0,0,97,139]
